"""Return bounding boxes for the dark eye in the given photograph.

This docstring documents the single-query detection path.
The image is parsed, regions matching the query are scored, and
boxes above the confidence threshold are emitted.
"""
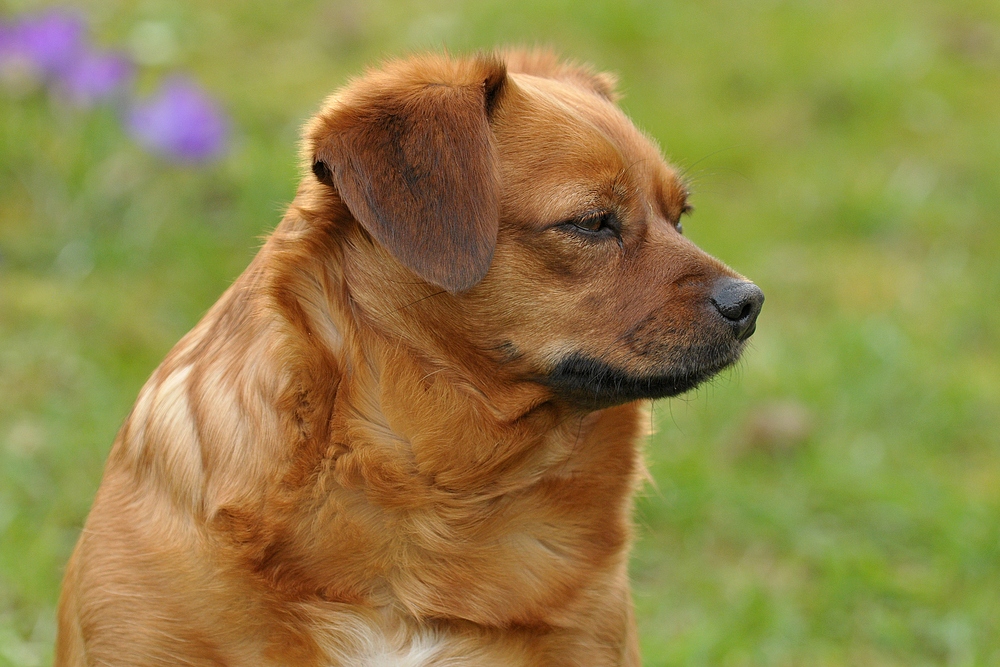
[563,211,620,238]
[677,203,693,235]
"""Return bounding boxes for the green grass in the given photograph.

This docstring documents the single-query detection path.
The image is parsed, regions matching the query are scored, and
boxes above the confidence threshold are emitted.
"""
[2,0,999,664]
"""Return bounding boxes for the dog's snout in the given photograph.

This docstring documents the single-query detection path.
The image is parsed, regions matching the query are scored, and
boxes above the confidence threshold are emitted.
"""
[710,278,764,340]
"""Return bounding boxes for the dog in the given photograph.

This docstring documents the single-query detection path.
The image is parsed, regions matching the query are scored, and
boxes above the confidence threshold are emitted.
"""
[55,50,763,666]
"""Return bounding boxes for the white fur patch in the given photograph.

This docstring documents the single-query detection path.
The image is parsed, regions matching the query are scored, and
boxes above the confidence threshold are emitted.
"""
[313,613,448,667]
[363,630,444,667]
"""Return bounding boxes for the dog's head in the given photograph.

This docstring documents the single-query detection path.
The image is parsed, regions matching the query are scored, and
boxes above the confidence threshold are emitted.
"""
[305,51,762,410]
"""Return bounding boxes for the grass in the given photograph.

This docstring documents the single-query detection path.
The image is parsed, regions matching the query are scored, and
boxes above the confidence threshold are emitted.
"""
[2,0,999,664]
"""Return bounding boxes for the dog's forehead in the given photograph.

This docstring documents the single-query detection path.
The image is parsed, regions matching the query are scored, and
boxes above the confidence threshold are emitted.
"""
[497,72,687,217]
[505,73,652,152]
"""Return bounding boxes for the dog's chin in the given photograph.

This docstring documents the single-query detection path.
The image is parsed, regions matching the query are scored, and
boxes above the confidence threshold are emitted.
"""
[545,348,741,410]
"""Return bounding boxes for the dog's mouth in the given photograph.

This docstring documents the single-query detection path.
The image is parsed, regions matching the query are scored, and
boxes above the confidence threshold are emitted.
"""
[544,345,743,410]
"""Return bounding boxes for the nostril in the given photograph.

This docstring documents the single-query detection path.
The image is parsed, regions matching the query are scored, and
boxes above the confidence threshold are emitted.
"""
[710,278,764,339]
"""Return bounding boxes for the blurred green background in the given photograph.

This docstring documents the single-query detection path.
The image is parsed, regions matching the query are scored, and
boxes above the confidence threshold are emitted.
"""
[2,0,999,665]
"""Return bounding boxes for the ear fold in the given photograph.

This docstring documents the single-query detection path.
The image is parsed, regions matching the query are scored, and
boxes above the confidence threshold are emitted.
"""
[309,56,507,294]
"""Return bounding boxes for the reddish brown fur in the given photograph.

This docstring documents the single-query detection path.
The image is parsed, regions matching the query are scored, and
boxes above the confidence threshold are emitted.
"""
[56,50,752,666]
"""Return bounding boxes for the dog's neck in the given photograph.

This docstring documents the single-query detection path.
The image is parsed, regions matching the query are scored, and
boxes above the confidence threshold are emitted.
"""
[276,187,581,496]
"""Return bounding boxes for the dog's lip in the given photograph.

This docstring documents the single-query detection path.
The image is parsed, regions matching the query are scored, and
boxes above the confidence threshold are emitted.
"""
[541,347,741,409]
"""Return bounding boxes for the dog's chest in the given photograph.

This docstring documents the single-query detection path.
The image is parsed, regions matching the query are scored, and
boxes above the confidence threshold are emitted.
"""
[311,618,530,667]
[336,630,444,667]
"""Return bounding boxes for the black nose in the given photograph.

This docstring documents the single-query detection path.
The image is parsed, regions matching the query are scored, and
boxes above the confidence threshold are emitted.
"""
[711,278,764,340]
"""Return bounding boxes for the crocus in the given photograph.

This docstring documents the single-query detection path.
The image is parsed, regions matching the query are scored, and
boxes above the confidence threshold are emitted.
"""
[0,20,15,58]
[8,9,86,77]
[126,75,229,162]
[0,20,23,74]
[57,49,134,107]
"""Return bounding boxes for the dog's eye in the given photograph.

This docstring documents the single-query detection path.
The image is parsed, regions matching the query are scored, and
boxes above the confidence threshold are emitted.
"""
[676,203,693,235]
[566,211,619,237]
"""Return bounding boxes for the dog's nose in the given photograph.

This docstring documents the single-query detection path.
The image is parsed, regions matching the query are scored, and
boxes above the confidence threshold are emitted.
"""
[710,278,764,340]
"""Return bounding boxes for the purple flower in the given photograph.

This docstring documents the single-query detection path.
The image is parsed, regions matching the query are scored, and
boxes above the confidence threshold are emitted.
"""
[1,19,22,60]
[126,75,229,162]
[0,20,16,57]
[8,9,86,77]
[57,49,134,107]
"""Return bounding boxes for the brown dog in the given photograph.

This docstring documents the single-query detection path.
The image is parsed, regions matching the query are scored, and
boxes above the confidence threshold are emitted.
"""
[55,50,762,666]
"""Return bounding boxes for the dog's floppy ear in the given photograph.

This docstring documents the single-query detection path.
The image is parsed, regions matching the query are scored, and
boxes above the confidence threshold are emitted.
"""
[308,56,507,294]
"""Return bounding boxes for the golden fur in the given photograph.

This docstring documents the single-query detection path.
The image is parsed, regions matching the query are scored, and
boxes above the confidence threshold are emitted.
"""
[56,50,760,666]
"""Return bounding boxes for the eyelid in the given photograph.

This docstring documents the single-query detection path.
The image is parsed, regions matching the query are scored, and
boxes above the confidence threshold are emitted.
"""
[553,209,622,243]
[577,210,619,231]
[575,211,612,230]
